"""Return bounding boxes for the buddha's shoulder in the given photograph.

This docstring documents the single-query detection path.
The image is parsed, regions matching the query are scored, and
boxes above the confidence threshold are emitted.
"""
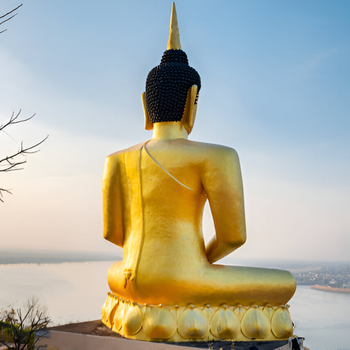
[105,140,239,164]
[106,142,145,160]
[183,140,239,160]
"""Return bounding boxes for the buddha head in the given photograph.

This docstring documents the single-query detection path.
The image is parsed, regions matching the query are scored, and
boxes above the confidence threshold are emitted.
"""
[142,3,201,135]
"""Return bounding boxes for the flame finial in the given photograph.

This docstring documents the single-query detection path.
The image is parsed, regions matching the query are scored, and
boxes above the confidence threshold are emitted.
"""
[167,2,182,50]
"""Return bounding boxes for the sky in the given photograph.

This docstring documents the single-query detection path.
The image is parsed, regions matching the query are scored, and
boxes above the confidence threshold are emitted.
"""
[0,0,349,262]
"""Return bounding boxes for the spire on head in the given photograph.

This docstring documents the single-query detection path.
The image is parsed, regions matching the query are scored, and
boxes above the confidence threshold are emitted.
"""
[145,3,201,123]
[167,2,182,50]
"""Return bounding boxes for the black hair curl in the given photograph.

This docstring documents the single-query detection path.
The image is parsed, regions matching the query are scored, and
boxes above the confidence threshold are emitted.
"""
[145,49,201,123]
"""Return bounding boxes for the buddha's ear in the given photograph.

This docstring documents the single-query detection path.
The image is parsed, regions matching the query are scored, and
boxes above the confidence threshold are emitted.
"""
[142,92,153,130]
[182,85,199,135]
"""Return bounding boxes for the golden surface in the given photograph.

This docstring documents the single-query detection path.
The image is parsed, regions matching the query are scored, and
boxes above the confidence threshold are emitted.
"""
[167,3,181,50]
[102,293,295,341]
[103,129,296,306]
[102,2,296,342]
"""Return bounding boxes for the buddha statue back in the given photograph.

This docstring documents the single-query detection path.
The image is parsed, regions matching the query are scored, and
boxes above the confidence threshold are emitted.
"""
[101,3,297,344]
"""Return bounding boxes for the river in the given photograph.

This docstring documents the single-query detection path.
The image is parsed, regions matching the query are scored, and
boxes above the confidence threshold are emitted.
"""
[1,261,349,350]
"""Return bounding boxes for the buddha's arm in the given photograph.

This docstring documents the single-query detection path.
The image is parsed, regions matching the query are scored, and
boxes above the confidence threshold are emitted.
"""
[203,147,246,264]
[102,155,123,247]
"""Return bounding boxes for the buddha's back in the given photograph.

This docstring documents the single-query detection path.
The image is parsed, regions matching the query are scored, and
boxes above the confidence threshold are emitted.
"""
[140,139,210,274]
[139,139,240,262]
[105,138,255,305]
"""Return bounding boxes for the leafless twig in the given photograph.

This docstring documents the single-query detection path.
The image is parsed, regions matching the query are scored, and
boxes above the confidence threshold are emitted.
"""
[0,110,48,201]
[0,4,22,34]
[0,188,12,203]
[0,137,49,172]
[0,109,36,132]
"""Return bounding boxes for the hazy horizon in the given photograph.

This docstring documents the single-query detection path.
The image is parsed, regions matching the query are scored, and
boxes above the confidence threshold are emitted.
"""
[1,248,349,268]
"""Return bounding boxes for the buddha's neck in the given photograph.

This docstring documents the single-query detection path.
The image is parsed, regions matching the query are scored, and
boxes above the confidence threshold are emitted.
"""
[152,122,188,140]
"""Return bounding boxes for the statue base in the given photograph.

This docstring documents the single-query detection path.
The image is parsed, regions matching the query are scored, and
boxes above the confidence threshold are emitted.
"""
[102,292,294,343]
[36,320,305,350]
[164,340,290,350]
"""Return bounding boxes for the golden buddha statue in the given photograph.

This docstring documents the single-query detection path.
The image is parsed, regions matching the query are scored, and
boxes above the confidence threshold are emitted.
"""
[102,3,296,343]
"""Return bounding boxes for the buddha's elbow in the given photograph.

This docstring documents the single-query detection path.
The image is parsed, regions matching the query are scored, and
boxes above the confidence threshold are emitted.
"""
[227,234,246,251]
[237,228,247,246]
[103,228,115,243]
[238,236,246,248]
[103,227,123,247]
[103,228,112,242]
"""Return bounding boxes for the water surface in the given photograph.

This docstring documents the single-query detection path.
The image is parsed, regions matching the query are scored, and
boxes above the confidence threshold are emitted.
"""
[1,261,349,350]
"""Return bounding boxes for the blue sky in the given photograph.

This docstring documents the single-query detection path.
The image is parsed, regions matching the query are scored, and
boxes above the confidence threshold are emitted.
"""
[1,0,349,262]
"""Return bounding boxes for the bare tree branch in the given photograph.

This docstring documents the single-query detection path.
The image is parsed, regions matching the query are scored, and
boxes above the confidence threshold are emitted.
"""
[0,188,12,203]
[0,4,23,20]
[0,296,51,349]
[0,4,22,34]
[0,111,48,202]
[0,110,36,132]
[0,7,48,202]
[0,14,17,28]
[0,136,49,171]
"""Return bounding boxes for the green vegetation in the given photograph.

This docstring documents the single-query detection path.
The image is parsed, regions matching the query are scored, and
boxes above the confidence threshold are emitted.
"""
[0,297,50,350]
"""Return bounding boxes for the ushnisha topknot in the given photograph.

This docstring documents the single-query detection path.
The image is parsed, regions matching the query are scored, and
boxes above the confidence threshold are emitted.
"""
[145,49,201,123]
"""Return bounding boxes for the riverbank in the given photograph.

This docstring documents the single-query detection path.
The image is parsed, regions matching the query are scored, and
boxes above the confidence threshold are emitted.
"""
[310,284,350,293]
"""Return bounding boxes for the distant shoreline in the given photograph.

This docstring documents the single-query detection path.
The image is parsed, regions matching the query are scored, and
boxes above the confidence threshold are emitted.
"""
[0,249,122,265]
[310,285,350,294]
[1,250,349,269]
